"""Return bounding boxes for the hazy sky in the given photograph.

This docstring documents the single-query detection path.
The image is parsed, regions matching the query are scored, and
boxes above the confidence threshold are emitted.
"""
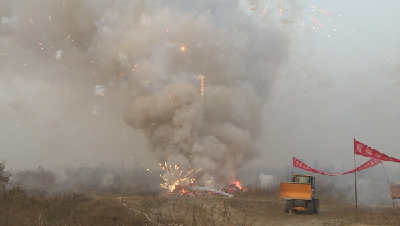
[1,0,400,180]
[253,0,400,174]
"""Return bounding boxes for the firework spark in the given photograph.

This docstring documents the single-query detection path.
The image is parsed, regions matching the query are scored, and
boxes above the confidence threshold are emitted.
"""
[158,156,201,192]
[278,1,284,15]
[200,75,204,96]
[262,6,268,14]
[312,6,331,15]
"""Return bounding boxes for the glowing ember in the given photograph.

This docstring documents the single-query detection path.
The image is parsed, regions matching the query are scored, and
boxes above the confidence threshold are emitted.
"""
[181,46,185,51]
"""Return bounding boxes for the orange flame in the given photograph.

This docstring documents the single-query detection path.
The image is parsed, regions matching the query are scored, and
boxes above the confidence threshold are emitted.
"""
[233,181,242,189]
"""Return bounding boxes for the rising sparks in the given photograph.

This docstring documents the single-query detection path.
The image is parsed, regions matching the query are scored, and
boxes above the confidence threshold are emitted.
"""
[278,1,284,15]
[262,6,268,14]
[200,75,204,96]
[312,6,331,15]
[158,156,201,192]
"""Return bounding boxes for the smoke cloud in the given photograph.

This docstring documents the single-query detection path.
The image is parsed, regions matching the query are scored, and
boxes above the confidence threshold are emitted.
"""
[116,1,289,184]
[0,0,289,185]
[258,173,274,189]
[2,0,400,205]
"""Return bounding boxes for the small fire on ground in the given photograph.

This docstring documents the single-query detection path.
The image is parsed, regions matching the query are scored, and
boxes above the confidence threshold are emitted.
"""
[164,181,245,197]
[154,159,245,197]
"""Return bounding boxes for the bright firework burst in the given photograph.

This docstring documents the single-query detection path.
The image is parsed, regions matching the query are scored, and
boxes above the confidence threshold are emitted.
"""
[157,156,202,193]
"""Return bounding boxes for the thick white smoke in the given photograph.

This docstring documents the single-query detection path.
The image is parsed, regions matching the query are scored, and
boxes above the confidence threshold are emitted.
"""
[0,0,289,184]
[113,1,289,184]
[193,186,233,198]
[55,50,63,60]
[259,173,274,189]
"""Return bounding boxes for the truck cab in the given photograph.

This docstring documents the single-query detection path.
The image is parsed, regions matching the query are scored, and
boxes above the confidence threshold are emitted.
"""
[292,174,316,194]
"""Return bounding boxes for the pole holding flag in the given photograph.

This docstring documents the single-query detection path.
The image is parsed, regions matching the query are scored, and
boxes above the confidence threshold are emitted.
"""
[354,138,358,223]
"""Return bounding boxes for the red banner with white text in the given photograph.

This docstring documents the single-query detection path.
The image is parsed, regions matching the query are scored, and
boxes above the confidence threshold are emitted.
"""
[354,139,400,163]
[293,157,382,176]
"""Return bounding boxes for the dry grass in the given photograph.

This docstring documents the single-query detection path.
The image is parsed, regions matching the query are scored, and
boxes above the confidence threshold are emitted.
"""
[1,186,148,226]
[1,173,399,226]
[0,186,253,226]
[235,184,400,226]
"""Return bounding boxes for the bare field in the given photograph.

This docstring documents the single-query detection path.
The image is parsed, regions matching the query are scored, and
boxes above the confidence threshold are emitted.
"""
[1,187,399,226]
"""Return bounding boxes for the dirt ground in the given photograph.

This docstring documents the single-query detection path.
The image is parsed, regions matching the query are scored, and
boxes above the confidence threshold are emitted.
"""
[117,191,399,226]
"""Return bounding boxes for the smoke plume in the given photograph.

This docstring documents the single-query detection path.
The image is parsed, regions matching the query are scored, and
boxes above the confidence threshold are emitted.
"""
[116,0,289,184]
[0,0,289,184]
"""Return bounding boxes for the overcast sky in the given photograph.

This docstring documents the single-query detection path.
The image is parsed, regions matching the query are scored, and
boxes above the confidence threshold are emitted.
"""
[253,0,400,175]
[1,0,399,181]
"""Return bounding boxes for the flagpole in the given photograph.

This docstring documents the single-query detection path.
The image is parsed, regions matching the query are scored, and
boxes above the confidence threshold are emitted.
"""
[381,162,396,209]
[354,138,358,223]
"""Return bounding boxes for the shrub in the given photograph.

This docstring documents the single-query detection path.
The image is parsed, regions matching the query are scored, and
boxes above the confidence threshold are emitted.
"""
[0,161,10,193]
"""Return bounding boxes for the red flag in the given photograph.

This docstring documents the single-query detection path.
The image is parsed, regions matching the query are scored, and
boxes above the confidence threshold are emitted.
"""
[293,157,381,176]
[354,139,400,163]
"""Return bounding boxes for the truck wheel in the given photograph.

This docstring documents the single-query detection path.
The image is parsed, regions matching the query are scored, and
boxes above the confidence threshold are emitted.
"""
[285,200,291,213]
[307,202,314,215]
[313,200,319,214]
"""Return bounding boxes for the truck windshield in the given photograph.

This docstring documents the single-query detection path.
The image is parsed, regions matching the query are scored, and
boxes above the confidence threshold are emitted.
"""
[293,176,309,183]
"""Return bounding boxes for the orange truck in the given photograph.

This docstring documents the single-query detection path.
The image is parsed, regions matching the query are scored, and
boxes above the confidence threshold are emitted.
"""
[279,174,319,215]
